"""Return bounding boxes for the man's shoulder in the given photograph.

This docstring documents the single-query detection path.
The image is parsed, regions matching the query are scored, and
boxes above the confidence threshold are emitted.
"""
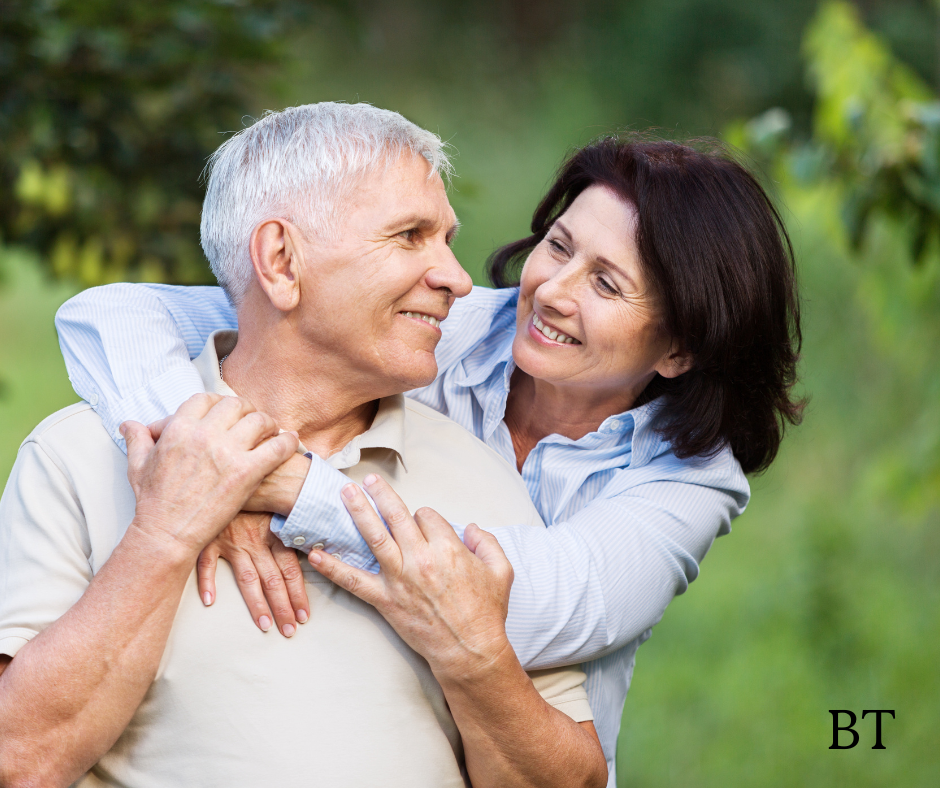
[22,402,116,460]
[402,398,507,466]
[401,398,541,528]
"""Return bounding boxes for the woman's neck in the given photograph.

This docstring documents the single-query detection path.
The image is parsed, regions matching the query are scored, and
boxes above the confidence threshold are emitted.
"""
[503,368,635,471]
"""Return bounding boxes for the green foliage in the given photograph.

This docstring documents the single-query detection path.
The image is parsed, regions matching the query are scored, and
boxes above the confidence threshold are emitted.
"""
[0,0,306,286]
[733,1,940,262]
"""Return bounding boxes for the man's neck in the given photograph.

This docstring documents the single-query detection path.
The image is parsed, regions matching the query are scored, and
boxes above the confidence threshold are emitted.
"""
[220,324,380,461]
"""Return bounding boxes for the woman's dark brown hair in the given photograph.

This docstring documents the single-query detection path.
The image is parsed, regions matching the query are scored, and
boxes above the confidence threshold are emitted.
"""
[488,134,804,474]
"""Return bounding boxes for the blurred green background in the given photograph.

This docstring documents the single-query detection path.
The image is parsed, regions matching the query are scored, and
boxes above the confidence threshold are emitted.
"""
[1,0,938,784]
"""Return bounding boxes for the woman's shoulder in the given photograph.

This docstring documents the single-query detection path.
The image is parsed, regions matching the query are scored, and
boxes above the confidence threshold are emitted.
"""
[616,427,750,505]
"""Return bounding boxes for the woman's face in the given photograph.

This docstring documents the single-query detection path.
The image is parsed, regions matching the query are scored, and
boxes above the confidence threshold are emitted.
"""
[513,185,690,411]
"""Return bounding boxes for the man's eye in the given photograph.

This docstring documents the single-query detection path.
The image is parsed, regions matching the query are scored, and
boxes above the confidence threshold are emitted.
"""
[400,229,420,243]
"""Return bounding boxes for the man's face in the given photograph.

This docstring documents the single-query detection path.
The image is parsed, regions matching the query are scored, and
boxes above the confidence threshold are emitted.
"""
[297,151,471,397]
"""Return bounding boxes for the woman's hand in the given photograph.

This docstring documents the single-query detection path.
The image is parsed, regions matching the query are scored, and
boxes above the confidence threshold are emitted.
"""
[196,511,309,638]
[307,474,515,681]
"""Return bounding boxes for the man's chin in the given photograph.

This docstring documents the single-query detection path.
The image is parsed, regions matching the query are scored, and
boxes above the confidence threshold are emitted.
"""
[394,359,438,393]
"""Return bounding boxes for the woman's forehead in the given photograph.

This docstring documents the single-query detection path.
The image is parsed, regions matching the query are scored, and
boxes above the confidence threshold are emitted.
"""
[556,186,640,264]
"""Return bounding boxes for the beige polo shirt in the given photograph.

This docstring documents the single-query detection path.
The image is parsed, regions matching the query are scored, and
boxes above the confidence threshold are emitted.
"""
[0,331,591,788]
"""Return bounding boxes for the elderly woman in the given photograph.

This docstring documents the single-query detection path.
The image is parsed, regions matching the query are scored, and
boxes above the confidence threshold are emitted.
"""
[55,134,802,786]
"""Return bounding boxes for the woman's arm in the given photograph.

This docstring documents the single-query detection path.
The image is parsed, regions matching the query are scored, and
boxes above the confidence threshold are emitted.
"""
[242,446,748,668]
[55,283,235,447]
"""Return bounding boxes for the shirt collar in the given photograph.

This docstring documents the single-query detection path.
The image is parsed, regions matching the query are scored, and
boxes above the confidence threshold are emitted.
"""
[448,322,668,468]
[333,394,409,472]
[192,330,239,397]
[192,330,407,467]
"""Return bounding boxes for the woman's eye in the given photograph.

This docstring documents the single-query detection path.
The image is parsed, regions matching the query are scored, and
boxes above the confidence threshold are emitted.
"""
[596,275,618,295]
[547,239,568,254]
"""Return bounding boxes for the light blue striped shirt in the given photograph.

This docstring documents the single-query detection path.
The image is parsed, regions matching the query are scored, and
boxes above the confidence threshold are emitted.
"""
[55,283,749,786]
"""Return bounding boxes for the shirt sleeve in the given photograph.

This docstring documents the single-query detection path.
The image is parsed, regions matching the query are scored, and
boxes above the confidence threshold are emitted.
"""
[271,450,747,670]
[528,666,593,723]
[0,439,93,658]
[54,283,236,451]
[490,473,745,669]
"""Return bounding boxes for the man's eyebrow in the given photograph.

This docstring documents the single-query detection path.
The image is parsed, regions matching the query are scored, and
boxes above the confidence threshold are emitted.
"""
[384,214,436,233]
[554,219,637,288]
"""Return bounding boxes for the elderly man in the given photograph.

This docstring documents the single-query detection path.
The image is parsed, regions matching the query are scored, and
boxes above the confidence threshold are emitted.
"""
[0,104,606,787]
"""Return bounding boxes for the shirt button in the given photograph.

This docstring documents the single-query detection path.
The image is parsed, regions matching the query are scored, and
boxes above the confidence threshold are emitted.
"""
[89,392,99,407]
[609,419,621,431]
[333,554,344,562]
[292,536,306,547]
[310,541,325,551]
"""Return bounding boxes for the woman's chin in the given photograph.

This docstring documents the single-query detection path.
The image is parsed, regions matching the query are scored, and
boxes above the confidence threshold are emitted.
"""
[511,334,569,384]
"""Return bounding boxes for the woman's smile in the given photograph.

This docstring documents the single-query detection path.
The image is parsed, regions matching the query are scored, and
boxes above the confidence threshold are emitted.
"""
[530,313,581,345]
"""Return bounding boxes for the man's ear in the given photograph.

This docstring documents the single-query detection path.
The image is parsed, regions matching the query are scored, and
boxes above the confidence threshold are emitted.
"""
[655,339,694,379]
[248,218,305,312]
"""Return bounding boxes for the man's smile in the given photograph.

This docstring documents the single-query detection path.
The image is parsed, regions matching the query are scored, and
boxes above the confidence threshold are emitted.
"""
[399,310,443,329]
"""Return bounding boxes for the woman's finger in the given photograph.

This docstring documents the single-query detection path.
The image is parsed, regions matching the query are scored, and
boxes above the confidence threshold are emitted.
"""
[360,474,424,551]
[268,535,310,624]
[249,547,300,637]
[225,550,276,634]
[340,483,403,575]
[308,550,385,609]
[196,543,221,606]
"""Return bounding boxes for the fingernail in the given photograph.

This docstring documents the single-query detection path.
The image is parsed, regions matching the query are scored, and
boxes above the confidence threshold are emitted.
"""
[296,609,308,623]
[289,430,299,438]
[282,624,295,637]
[342,483,357,500]
[308,551,322,565]
[259,615,272,632]
[203,592,212,607]
[363,474,378,487]
[119,423,126,437]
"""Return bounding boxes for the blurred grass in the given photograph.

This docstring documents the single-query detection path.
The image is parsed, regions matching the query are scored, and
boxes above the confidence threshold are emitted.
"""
[0,248,79,482]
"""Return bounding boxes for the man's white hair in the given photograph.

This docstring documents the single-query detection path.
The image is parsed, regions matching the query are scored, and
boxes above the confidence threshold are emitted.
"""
[200,102,453,304]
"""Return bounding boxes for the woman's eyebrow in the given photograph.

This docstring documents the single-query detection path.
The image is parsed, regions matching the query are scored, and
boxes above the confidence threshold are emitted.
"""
[555,219,638,289]
[552,220,573,241]
[597,256,637,289]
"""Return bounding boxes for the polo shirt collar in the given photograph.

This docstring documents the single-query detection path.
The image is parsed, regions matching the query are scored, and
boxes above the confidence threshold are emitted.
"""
[192,330,407,469]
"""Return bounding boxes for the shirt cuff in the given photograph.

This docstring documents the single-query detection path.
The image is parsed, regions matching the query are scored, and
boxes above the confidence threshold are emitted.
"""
[272,456,381,574]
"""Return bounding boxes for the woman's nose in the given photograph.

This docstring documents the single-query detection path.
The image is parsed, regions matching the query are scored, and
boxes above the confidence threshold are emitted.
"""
[535,262,579,317]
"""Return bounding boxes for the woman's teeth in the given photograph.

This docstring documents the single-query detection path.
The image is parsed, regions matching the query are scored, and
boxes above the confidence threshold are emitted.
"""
[402,311,441,328]
[533,314,579,344]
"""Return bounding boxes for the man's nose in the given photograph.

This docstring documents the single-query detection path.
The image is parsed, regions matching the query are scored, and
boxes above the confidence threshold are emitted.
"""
[426,246,473,298]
